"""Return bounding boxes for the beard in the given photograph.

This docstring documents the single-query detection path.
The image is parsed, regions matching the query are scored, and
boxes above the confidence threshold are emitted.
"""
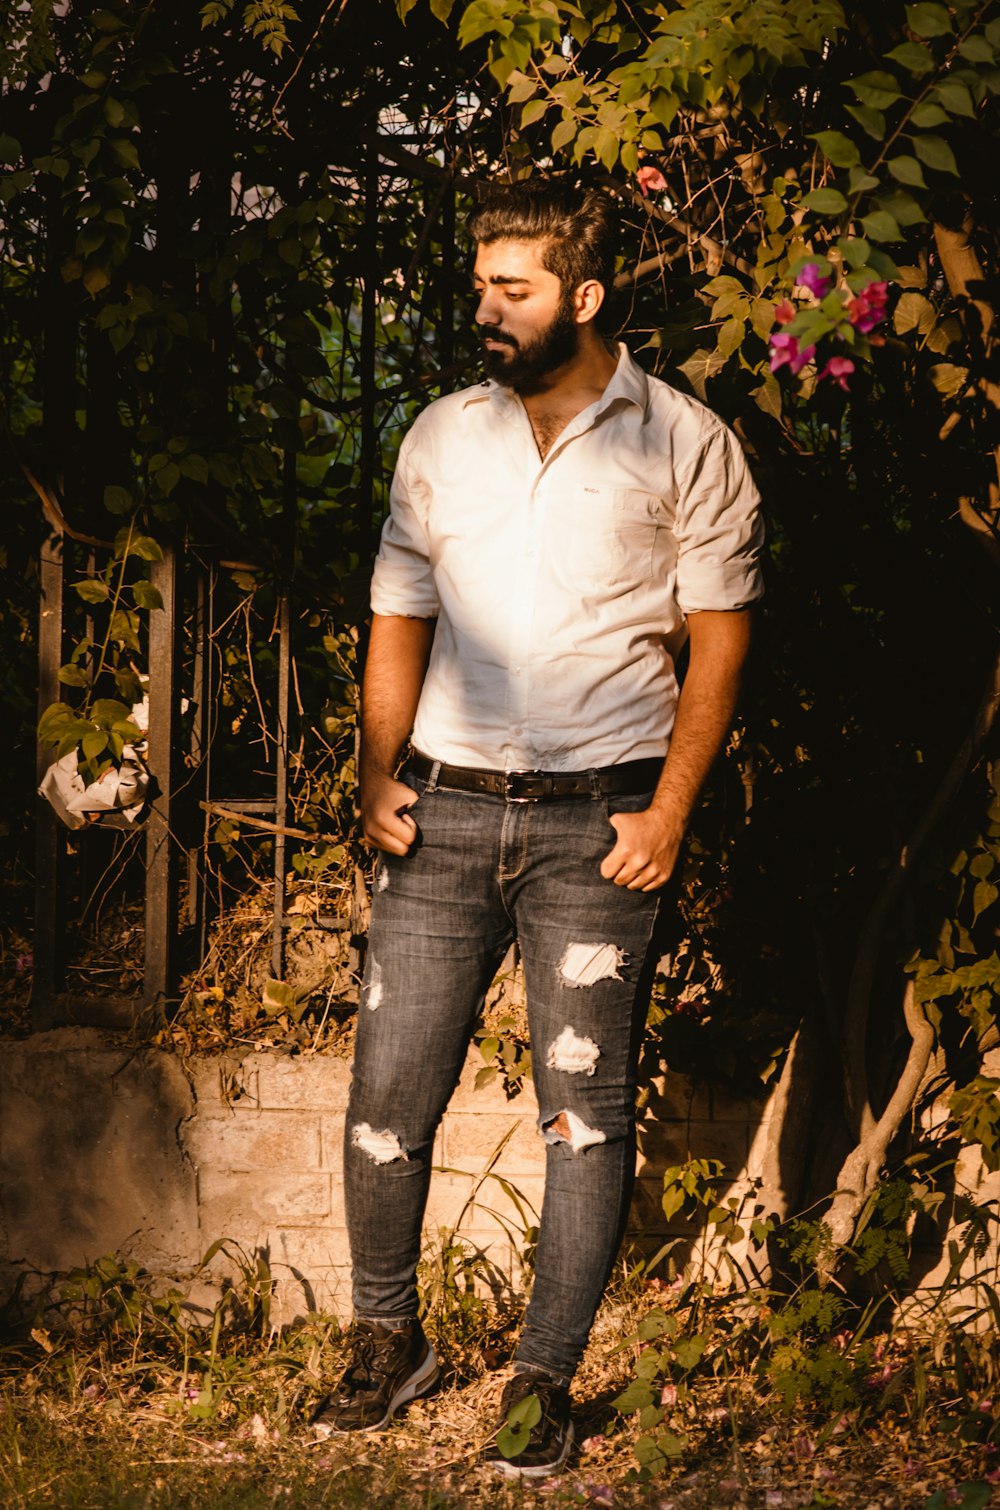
[480,291,580,392]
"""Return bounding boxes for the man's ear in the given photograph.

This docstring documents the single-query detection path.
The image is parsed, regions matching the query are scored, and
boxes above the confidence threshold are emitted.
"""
[573,277,606,326]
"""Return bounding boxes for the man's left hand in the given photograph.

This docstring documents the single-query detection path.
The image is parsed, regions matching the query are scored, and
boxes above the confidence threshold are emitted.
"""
[600,807,685,891]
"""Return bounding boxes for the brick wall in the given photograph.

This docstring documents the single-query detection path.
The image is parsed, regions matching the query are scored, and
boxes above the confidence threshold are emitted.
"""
[1,1030,997,1322]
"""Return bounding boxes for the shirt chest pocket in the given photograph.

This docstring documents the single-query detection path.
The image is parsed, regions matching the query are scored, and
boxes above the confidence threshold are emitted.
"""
[554,486,662,590]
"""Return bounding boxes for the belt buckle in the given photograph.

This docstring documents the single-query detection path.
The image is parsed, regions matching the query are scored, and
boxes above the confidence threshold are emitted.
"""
[504,768,545,802]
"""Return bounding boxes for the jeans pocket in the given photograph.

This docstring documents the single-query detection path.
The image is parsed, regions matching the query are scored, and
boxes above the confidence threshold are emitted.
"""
[399,769,427,804]
[603,788,655,827]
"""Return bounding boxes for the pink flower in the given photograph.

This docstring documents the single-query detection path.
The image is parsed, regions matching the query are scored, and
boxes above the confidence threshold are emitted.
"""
[636,164,668,196]
[660,1383,678,1406]
[818,355,855,391]
[796,262,831,298]
[846,280,888,333]
[773,299,796,325]
[769,332,816,375]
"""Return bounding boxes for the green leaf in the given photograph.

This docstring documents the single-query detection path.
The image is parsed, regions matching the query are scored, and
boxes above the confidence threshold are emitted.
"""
[894,291,936,335]
[803,188,848,213]
[519,98,548,127]
[38,703,76,742]
[429,0,455,20]
[838,237,871,269]
[888,154,927,187]
[973,881,998,923]
[551,117,577,152]
[913,134,958,174]
[850,71,903,109]
[91,698,132,727]
[886,40,935,75]
[82,730,109,761]
[496,1392,542,1458]
[132,581,164,611]
[57,664,89,688]
[847,165,880,194]
[103,484,132,515]
[74,578,111,603]
[129,534,164,561]
[910,101,949,127]
[861,208,903,242]
[904,3,954,38]
[958,35,995,64]
[845,103,885,138]
[262,978,297,1016]
[613,1380,654,1415]
[933,79,974,116]
[594,127,619,170]
[928,362,968,396]
[809,130,860,167]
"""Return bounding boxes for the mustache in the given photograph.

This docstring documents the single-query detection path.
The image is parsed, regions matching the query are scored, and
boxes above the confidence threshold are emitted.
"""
[479,329,518,349]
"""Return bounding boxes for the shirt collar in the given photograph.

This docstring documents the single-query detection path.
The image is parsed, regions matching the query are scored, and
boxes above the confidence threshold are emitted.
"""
[461,342,649,419]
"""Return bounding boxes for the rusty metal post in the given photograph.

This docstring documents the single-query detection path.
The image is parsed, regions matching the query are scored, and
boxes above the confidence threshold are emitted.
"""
[145,541,179,1011]
[271,591,291,980]
[33,528,66,1028]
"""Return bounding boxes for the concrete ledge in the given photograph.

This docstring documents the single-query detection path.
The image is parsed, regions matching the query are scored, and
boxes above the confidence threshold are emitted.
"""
[6,1029,994,1324]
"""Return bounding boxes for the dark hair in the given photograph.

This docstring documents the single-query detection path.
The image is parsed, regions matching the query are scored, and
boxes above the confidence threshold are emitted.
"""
[468,180,619,332]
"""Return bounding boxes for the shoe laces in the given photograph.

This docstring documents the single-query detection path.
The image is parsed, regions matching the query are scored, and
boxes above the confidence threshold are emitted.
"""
[341,1325,405,1393]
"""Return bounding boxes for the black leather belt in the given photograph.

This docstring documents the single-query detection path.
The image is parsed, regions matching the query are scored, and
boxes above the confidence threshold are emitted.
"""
[409,751,662,802]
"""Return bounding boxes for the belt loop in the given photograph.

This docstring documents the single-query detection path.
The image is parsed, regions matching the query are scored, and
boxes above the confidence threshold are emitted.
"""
[588,766,603,798]
[425,759,441,795]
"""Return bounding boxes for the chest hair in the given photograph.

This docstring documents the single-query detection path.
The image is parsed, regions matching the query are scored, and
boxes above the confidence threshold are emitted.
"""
[529,412,568,459]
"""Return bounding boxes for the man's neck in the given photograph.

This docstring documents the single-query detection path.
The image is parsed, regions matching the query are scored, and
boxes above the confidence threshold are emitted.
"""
[515,337,620,461]
[516,334,619,409]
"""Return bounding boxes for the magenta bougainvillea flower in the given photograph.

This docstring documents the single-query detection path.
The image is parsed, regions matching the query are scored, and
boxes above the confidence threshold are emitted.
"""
[636,163,668,196]
[796,262,831,298]
[846,280,889,333]
[818,355,855,390]
[769,332,816,375]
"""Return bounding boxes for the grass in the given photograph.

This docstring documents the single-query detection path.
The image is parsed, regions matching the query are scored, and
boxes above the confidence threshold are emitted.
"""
[1,1252,998,1510]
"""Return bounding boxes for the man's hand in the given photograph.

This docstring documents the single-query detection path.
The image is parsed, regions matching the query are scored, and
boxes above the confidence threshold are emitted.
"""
[361,770,420,856]
[600,807,685,891]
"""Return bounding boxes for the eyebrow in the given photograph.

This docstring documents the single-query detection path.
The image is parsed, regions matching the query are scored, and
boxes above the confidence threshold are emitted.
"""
[472,274,533,286]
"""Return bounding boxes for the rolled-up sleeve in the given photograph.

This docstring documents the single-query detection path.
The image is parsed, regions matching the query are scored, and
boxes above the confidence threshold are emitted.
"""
[369,429,439,618]
[674,423,764,613]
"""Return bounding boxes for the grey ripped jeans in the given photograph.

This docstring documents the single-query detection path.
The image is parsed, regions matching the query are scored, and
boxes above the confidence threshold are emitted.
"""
[343,767,662,1384]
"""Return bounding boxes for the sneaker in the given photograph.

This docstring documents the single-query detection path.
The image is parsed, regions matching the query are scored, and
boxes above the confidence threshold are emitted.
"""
[483,1367,574,1480]
[310,1317,440,1435]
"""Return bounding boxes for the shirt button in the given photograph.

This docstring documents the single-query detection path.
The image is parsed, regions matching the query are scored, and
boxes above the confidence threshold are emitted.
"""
[512,726,524,736]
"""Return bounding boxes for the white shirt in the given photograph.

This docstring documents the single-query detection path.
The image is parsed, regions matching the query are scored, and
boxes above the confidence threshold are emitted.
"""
[370,344,764,772]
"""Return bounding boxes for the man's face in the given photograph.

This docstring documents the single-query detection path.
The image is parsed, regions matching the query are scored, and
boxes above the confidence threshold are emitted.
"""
[473,238,581,392]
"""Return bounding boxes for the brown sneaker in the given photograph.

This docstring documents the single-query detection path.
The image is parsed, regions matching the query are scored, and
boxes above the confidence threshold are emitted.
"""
[483,1368,574,1479]
[310,1318,440,1435]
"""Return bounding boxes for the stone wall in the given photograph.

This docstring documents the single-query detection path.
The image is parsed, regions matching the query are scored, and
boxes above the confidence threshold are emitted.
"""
[1,1029,997,1323]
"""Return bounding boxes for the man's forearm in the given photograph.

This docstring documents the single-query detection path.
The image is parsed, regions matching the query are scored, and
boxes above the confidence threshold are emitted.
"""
[358,613,436,854]
[360,613,436,783]
[650,608,753,831]
[601,608,752,890]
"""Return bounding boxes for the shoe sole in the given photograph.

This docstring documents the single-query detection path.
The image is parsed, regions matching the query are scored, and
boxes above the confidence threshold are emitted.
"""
[488,1420,575,1480]
[312,1344,441,1438]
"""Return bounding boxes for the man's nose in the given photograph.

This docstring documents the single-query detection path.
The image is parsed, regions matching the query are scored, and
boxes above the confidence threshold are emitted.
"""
[475,290,500,327]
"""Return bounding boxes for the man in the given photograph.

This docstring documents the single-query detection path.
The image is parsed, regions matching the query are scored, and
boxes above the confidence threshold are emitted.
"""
[311,181,763,1477]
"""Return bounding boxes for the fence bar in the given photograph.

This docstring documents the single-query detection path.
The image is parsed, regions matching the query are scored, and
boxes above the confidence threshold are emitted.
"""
[271,591,291,979]
[32,528,66,1028]
[144,542,179,1011]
